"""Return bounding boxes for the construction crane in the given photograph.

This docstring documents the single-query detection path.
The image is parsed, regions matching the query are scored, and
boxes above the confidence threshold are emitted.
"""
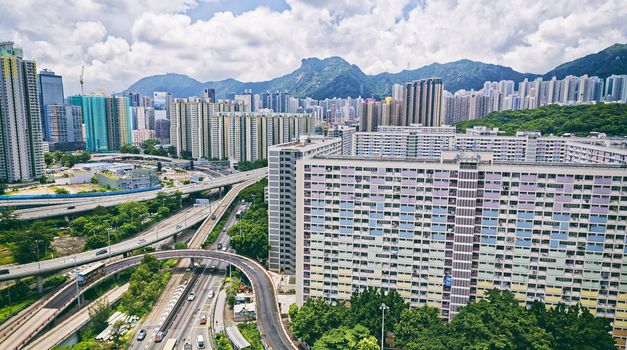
[79,65,85,95]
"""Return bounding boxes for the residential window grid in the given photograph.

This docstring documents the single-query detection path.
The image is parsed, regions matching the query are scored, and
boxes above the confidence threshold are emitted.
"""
[296,156,627,347]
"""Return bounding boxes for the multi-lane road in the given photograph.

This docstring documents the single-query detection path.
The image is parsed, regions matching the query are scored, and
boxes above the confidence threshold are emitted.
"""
[1,250,295,350]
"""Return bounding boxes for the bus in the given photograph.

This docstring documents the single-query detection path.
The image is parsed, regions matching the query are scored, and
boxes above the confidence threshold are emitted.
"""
[77,262,105,286]
[163,339,177,350]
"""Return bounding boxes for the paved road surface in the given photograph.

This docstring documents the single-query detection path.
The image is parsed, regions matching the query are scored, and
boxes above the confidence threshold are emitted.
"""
[25,283,130,350]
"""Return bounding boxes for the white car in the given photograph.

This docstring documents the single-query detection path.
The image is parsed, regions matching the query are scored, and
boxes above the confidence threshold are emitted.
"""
[187,292,196,301]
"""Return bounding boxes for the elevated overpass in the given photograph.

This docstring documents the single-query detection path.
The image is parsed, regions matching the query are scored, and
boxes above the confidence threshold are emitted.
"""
[0,250,296,350]
[12,168,265,220]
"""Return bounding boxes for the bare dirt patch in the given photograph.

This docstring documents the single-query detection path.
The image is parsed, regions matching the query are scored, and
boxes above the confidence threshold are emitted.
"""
[52,236,87,256]
[8,183,106,195]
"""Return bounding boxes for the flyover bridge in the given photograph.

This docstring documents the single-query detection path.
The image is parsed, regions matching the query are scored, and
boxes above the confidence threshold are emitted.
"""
[11,168,266,219]
[0,250,296,350]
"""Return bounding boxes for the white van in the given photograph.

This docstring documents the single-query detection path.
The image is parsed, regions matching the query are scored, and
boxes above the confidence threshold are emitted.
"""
[197,335,205,348]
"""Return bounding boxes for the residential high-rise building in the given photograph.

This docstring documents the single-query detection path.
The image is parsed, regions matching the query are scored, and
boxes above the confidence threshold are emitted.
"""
[69,95,108,152]
[401,78,443,127]
[154,119,170,145]
[295,151,627,344]
[105,96,132,151]
[170,98,315,162]
[131,106,155,130]
[203,88,216,103]
[37,69,64,141]
[46,104,84,151]
[268,136,342,274]
[328,125,355,155]
[392,83,404,101]
[0,42,44,181]
[70,95,132,152]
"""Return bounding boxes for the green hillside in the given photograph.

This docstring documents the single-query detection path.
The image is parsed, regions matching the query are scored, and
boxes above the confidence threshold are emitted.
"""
[456,103,627,136]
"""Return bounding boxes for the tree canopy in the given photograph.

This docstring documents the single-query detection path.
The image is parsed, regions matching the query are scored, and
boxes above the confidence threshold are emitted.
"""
[290,289,617,350]
[456,103,627,136]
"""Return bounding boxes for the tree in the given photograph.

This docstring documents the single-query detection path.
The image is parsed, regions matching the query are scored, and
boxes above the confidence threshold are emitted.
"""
[10,222,55,263]
[313,325,378,350]
[119,143,140,154]
[228,221,269,262]
[448,289,552,350]
[88,298,112,332]
[0,207,20,230]
[347,287,408,342]
[167,146,176,158]
[290,298,348,345]
[456,103,627,137]
[0,182,7,195]
[529,301,615,350]
[394,306,449,350]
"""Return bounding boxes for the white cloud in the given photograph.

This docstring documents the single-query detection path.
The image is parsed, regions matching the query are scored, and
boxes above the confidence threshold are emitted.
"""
[0,0,625,94]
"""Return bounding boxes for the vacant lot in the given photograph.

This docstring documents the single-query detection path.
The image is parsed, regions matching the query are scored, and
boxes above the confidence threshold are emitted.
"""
[7,183,107,195]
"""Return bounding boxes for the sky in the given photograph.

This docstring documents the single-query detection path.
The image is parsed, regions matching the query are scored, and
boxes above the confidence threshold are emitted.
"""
[1,0,625,95]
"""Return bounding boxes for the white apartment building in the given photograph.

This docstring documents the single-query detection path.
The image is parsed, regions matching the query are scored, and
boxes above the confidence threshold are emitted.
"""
[352,126,627,165]
[170,98,315,162]
[268,136,342,274]
[295,152,627,346]
[328,125,355,155]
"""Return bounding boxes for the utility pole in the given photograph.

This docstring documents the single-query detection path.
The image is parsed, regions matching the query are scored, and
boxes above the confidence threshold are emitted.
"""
[35,240,41,270]
[74,257,81,308]
[380,303,388,350]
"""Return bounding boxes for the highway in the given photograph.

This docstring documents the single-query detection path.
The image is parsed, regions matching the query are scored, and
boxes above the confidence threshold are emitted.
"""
[130,266,222,350]
[25,283,130,350]
[0,205,211,280]
[10,168,265,219]
[0,250,295,350]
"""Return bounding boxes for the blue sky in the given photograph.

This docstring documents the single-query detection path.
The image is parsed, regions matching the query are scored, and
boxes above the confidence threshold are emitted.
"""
[1,0,624,94]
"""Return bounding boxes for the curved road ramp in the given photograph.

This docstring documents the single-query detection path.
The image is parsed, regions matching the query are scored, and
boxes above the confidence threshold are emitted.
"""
[0,250,296,350]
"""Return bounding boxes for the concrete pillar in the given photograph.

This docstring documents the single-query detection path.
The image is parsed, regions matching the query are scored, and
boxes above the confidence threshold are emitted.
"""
[36,276,43,294]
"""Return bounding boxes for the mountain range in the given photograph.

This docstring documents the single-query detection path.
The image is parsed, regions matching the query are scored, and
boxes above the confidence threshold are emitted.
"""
[124,43,627,100]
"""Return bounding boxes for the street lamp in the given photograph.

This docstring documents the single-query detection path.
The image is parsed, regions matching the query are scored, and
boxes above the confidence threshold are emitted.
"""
[380,303,388,350]
[74,256,81,309]
[34,240,41,269]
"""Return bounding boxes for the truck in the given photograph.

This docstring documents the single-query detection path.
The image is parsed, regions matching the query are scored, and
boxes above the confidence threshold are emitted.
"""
[163,338,177,350]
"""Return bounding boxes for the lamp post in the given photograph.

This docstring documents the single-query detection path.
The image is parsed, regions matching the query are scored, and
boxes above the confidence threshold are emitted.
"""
[380,303,388,350]
[34,240,41,270]
[74,256,81,308]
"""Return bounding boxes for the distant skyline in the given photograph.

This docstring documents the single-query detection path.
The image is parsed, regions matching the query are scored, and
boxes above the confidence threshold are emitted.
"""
[1,0,625,95]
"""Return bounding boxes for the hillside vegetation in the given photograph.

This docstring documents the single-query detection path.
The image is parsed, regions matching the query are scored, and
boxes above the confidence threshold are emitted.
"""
[456,103,627,136]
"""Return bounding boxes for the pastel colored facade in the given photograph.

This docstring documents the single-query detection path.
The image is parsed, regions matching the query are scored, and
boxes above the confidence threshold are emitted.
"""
[295,152,627,345]
[0,42,44,181]
[267,136,342,274]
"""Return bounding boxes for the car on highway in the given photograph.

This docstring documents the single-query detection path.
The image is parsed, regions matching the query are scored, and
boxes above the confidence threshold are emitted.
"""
[211,215,216,220]
[137,238,145,244]
[208,290,215,299]
[200,315,207,325]
[67,206,75,210]
[217,243,223,250]
[221,246,227,252]
[197,335,205,348]
[154,331,166,342]
[176,224,182,229]
[187,291,196,301]
[96,249,108,256]
[136,329,146,341]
